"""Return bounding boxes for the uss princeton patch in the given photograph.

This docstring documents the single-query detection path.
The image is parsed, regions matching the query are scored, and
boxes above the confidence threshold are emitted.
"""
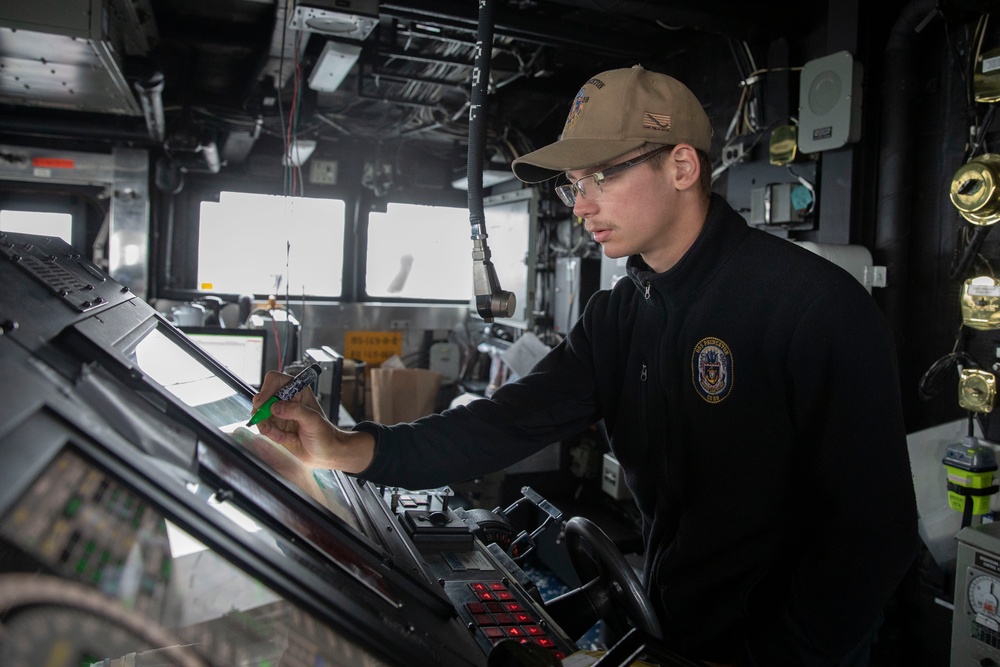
[692,337,733,404]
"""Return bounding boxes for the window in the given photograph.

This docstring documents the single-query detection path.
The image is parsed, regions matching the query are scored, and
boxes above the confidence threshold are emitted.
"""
[366,203,473,300]
[197,192,345,297]
[0,210,73,244]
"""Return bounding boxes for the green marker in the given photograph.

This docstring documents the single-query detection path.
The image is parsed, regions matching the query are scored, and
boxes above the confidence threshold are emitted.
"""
[247,363,322,426]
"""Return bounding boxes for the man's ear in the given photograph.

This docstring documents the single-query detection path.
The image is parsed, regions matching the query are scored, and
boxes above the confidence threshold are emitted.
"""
[671,144,701,191]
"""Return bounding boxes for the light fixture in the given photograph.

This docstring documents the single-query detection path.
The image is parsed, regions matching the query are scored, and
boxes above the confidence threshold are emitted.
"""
[288,0,379,41]
[283,139,317,167]
[308,41,362,93]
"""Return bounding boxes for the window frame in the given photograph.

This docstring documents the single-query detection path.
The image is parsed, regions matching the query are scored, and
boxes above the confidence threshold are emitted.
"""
[362,201,476,305]
[159,176,490,309]
[160,179,359,304]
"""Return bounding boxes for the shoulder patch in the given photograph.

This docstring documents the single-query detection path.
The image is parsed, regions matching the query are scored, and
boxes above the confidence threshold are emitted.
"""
[692,337,733,404]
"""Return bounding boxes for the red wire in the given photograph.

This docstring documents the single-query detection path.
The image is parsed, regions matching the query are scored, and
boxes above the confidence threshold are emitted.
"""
[271,315,283,373]
[286,30,303,196]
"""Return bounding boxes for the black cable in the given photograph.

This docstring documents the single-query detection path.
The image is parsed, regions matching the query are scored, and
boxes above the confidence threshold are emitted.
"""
[969,104,998,158]
[917,349,979,401]
[949,224,993,281]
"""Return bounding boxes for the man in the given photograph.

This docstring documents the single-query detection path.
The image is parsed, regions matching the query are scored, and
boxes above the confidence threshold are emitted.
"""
[253,65,919,666]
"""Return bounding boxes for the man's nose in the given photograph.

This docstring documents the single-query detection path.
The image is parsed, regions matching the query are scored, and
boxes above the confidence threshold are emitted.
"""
[573,194,596,218]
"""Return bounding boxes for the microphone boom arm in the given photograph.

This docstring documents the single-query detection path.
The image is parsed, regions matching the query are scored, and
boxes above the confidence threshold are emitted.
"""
[467,0,516,323]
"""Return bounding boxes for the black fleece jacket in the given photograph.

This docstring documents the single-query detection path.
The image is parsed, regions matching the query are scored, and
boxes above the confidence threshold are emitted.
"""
[357,194,919,665]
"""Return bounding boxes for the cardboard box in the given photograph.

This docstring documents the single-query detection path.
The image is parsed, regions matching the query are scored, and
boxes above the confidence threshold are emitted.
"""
[370,368,442,424]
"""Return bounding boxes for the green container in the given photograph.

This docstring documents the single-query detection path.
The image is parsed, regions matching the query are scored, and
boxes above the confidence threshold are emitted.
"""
[944,438,999,515]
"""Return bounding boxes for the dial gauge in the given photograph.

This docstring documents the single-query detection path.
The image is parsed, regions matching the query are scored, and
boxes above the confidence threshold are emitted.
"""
[969,572,1000,619]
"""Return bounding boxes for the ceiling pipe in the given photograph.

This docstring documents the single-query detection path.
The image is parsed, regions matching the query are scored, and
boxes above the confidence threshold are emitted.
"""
[133,70,167,143]
[874,0,938,339]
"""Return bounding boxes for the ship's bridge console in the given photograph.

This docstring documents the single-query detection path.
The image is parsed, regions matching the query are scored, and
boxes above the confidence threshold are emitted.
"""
[0,232,700,667]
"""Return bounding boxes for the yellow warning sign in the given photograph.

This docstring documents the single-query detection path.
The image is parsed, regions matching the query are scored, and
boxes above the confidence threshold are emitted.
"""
[344,331,403,367]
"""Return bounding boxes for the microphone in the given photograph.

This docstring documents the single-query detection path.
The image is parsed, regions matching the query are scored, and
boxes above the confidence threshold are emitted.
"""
[471,238,516,322]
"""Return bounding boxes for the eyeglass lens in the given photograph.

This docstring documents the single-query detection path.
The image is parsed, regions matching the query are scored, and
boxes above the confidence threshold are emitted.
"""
[556,175,599,206]
[553,146,671,207]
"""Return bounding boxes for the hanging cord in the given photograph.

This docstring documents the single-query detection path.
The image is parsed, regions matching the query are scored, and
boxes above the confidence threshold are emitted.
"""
[271,316,283,373]
[785,165,816,214]
[917,338,978,401]
[284,239,292,371]
[278,27,306,197]
[276,0,291,195]
[950,224,993,280]
[468,0,515,322]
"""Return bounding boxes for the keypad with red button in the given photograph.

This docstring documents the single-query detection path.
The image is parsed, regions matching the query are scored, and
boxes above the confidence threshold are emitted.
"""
[451,581,568,659]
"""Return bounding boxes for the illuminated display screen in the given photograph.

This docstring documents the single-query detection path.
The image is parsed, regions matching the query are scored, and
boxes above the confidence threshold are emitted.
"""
[181,326,267,387]
[133,326,255,433]
[129,325,362,532]
[0,449,391,667]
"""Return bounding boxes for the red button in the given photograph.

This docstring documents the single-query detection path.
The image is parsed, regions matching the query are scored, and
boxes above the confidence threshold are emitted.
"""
[523,625,544,636]
[493,613,514,625]
[513,612,533,624]
[473,614,495,626]
[497,591,514,600]
[476,591,496,601]
[485,601,504,613]
[469,582,488,592]
[488,582,506,591]
[505,626,526,637]
[466,602,485,614]
[504,602,524,612]
[553,650,566,659]
[482,627,504,639]
[535,637,554,647]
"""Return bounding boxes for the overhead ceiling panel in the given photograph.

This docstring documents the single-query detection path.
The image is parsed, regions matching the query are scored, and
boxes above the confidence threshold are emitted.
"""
[0,0,156,116]
[0,27,140,115]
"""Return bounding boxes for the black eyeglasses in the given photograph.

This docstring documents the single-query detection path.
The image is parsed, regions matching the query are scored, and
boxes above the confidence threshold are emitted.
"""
[554,145,673,207]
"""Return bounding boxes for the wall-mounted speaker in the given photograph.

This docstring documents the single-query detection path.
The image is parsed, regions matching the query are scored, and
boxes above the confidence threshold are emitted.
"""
[797,51,863,154]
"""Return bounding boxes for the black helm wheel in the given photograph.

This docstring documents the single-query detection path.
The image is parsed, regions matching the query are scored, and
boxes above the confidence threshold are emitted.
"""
[563,516,661,639]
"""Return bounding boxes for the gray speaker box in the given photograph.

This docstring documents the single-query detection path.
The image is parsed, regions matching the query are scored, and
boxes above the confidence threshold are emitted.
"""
[797,51,863,153]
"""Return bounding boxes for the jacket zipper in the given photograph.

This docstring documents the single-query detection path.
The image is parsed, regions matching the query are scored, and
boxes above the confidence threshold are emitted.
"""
[637,362,648,445]
[644,281,651,299]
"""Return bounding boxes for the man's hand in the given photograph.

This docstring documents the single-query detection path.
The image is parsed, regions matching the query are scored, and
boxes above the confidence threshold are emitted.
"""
[231,426,329,503]
[251,370,375,474]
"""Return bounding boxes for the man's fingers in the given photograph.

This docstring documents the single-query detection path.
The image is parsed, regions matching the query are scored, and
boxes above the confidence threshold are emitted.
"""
[252,370,292,410]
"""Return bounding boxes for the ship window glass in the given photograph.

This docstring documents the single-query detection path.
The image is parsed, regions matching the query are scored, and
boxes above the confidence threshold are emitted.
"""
[366,203,472,300]
[0,210,73,244]
[197,192,345,297]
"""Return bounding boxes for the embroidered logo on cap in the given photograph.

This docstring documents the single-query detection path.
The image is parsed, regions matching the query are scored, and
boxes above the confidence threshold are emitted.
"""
[692,337,733,404]
[643,112,672,132]
[564,86,589,131]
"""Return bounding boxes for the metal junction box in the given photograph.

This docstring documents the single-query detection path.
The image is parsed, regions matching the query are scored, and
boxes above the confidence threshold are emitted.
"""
[953,521,1000,665]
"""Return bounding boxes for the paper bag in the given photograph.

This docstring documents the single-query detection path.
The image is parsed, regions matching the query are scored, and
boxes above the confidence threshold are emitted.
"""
[370,368,443,424]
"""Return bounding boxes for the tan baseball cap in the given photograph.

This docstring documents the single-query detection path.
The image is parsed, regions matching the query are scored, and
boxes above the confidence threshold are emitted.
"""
[511,65,713,183]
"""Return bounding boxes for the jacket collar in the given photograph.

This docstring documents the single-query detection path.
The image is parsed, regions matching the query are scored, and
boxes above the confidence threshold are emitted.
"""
[626,193,749,299]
